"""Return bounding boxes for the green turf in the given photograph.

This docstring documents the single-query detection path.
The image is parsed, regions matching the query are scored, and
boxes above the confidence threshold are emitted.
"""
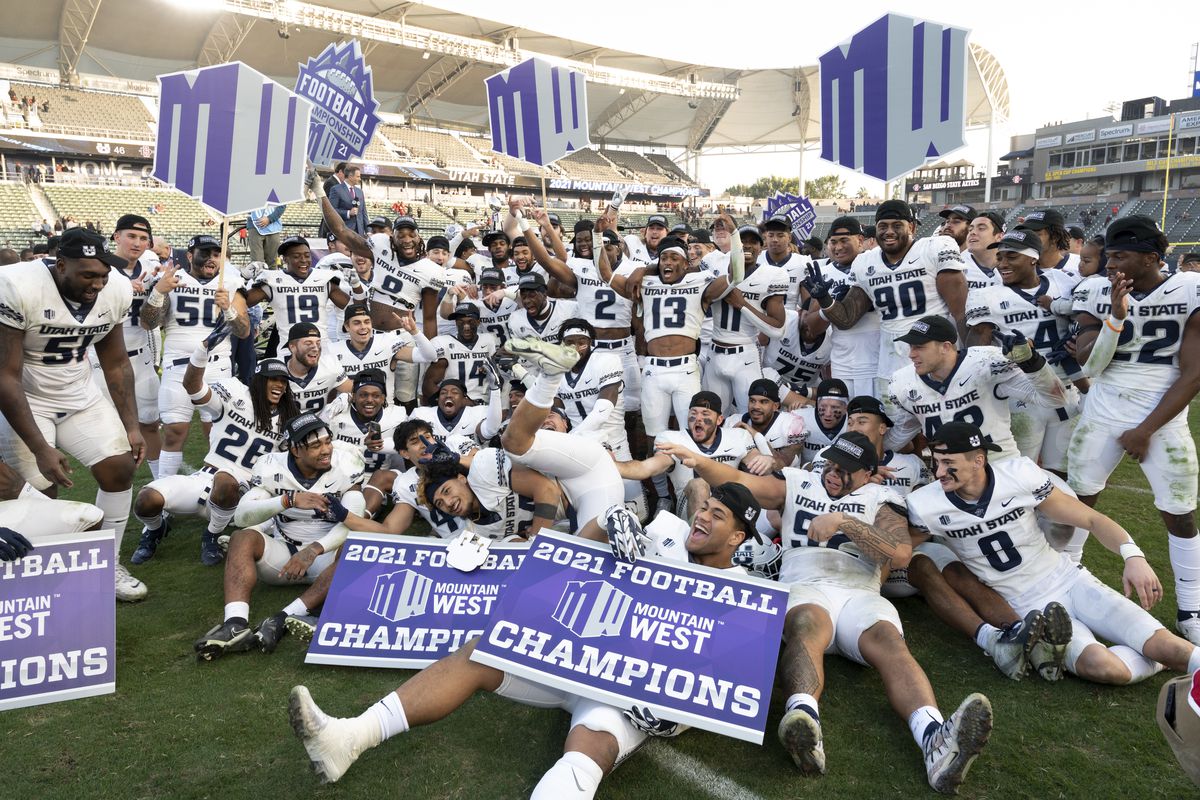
[2,411,1198,799]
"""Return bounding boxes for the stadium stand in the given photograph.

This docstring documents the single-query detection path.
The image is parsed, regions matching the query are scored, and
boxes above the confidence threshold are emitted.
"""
[601,149,668,183]
[9,82,153,139]
[645,153,696,185]
[557,148,626,182]
[41,184,213,242]
[461,135,546,178]
[0,182,41,248]
[377,126,480,170]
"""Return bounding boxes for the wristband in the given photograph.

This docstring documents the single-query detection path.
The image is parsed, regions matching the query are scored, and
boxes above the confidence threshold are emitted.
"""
[147,290,166,307]
[281,490,295,510]
[518,217,531,233]
[223,307,238,322]
[189,348,210,369]
[187,385,210,402]
[1105,316,1124,332]
[1119,541,1145,561]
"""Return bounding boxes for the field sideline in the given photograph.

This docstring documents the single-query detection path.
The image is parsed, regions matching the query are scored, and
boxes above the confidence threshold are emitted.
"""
[2,410,1197,799]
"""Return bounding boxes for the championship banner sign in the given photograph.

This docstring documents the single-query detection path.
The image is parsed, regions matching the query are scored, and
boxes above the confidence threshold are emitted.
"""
[305,533,528,669]
[471,532,788,744]
[485,56,590,167]
[295,40,381,168]
[0,530,115,711]
[153,61,312,216]
[764,192,817,241]
[819,14,969,182]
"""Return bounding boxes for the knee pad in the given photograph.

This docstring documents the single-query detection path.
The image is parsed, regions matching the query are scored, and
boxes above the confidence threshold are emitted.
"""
[530,752,602,800]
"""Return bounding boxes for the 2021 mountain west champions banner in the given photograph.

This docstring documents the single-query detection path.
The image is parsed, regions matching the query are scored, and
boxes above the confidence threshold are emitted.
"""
[0,530,115,711]
[470,532,788,744]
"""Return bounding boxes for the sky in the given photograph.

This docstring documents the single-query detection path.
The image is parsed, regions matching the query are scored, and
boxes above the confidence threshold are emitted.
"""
[427,0,1200,195]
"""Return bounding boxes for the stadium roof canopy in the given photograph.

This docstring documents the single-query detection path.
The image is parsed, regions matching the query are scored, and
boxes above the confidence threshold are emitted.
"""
[0,0,1010,151]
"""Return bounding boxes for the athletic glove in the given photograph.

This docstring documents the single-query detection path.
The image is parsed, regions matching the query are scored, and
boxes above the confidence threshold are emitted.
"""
[623,706,680,738]
[604,504,648,563]
[801,262,833,307]
[306,165,326,199]
[998,329,1046,373]
[0,527,33,562]
[321,493,350,523]
[203,319,232,350]
[418,435,462,466]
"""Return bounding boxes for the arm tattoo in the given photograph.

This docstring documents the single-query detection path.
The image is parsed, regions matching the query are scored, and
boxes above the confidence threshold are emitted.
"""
[823,286,869,329]
[139,298,167,329]
[839,506,907,567]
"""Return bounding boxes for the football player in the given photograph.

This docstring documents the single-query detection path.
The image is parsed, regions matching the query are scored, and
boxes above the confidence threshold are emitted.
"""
[193,413,366,661]
[286,481,762,797]
[759,214,815,310]
[327,368,408,475]
[761,307,832,400]
[283,322,354,412]
[962,211,1004,290]
[725,378,808,470]
[329,303,424,402]
[421,303,498,403]
[503,272,579,344]
[794,379,849,467]
[1068,216,1200,644]
[0,458,104,551]
[912,423,1200,684]
[0,228,147,601]
[1015,209,1080,279]
[659,432,993,795]
[410,378,502,443]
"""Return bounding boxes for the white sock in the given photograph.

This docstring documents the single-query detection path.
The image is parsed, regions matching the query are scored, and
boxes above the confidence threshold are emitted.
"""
[148,459,160,480]
[531,751,603,800]
[134,509,163,531]
[283,598,309,616]
[975,623,1000,653]
[159,450,183,477]
[526,371,559,409]
[206,502,236,536]
[1109,645,1164,684]
[908,706,944,750]
[785,692,819,719]
[479,387,504,439]
[364,692,407,743]
[95,488,132,552]
[224,601,250,623]
[1169,534,1200,612]
[1188,647,1200,675]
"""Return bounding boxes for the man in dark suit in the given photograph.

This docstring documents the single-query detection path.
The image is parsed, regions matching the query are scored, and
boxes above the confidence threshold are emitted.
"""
[318,162,347,238]
[328,164,366,237]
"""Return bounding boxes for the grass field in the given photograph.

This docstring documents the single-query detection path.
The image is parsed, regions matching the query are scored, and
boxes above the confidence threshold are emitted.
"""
[3,411,1198,799]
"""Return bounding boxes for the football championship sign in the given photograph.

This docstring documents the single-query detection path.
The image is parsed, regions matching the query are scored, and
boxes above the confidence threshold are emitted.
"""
[295,40,381,168]
[305,534,528,669]
[485,57,590,167]
[471,532,788,744]
[0,531,116,711]
[764,192,817,241]
[153,61,312,216]
[819,14,969,182]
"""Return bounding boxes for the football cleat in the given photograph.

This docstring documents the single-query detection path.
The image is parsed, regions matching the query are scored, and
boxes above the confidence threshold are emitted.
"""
[604,504,648,563]
[130,519,170,565]
[986,609,1044,681]
[924,693,993,795]
[1030,601,1072,681]
[480,356,503,390]
[653,496,674,517]
[194,620,256,662]
[504,337,579,376]
[1177,612,1200,647]
[256,611,289,654]
[778,708,826,775]
[115,564,148,602]
[285,614,319,643]
[289,685,376,784]
[200,533,225,567]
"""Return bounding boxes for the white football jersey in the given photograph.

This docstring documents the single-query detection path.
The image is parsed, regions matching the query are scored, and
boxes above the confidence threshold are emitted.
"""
[202,379,287,480]
[709,263,788,346]
[506,298,579,343]
[965,271,1076,379]
[907,457,1062,597]
[886,346,1058,460]
[253,267,341,351]
[818,260,881,382]
[466,447,535,539]
[0,259,132,415]
[794,407,846,467]
[115,252,160,352]
[623,234,652,264]
[724,410,807,451]
[329,404,407,474]
[1049,252,1081,281]
[763,310,833,392]
[330,331,410,401]
[429,333,499,402]
[367,234,443,311]
[286,352,348,412]
[411,404,488,441]
[157,266,245,365]
[779,467,904,590]
[503,264,550,288]
[1072,270,1200,424]
[850,235,964,369]
[557,351,625,446]
[640,270,716,343]
[654,427,753,497]
[248,445,366,545]
[808,448,930,496]
[476,296,521,345]
[436,268,475,337]
[390,469,466,539]
[961,252,1002,291]
[758,251,813,310]
[567,256,632,329]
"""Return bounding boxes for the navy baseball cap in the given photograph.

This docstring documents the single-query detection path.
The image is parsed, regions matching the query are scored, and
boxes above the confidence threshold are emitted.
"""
[57,228,126,268]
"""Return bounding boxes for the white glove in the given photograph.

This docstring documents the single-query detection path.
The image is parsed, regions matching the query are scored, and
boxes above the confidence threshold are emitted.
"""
[318,393,350,421]
[623,706,680,737]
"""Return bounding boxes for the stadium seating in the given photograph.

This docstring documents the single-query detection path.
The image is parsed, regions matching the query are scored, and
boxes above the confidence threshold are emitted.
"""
[460,136,546,178]
[601,149,668,184]
[645,153,696,185]
[557,149,626,182]
[41,184,215,244]
[377,126,481,170]
[1125,197,1200,247]
[10,82,154,139]
[0,182,42,249]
